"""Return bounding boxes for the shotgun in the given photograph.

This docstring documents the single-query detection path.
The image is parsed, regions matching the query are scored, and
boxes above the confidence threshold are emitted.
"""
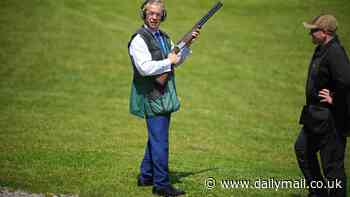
[156,1,223,86]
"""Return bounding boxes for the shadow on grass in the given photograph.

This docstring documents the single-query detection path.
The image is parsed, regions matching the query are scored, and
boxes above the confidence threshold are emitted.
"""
[169,168,219,184]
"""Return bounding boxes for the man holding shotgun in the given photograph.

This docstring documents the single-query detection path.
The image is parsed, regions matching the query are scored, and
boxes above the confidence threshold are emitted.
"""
[128,0,200,196]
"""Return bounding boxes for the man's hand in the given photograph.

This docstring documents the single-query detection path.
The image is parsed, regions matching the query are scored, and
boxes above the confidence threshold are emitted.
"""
[186,29,200,47]
[168,52,180,65]
[319,89,333,104]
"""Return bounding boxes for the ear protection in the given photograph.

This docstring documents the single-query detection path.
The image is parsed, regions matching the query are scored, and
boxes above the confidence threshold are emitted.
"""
[140,0,167,22]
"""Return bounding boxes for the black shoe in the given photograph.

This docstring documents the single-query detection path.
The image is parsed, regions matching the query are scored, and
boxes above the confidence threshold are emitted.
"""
[152,185,185,196]
[137,175,153,187]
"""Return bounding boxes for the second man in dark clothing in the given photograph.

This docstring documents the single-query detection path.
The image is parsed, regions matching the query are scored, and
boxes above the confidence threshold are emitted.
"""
[295,14,350,197]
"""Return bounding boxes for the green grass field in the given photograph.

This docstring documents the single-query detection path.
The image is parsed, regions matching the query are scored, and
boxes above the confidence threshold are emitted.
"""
[1,0,350,196]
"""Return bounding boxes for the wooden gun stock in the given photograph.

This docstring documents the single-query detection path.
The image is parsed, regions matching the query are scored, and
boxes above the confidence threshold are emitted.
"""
[155,1,223,86]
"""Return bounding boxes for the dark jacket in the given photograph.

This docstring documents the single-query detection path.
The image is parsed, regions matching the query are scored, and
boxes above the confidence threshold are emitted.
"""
[304,35,350,135]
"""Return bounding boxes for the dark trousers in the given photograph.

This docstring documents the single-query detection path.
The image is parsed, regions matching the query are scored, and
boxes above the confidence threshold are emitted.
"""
[295,127,347,197]
[140,114,171,188]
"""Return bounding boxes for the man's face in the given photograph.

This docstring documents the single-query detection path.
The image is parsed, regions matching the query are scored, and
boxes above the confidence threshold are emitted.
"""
[310,28,327,45]
[145,4,163,31]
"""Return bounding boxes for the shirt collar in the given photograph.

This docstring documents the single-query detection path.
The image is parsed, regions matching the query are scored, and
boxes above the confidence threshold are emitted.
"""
[143,24,160,36]
[316,36,338,56]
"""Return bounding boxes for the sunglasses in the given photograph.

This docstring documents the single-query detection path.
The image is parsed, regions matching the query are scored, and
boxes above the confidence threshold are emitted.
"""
[309,28,322,35]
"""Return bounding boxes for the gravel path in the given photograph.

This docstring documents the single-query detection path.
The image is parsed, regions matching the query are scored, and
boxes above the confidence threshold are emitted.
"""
[0,187,78,197]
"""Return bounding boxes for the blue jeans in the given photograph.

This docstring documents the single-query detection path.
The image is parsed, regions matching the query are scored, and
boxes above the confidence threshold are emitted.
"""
[140,114,171,188]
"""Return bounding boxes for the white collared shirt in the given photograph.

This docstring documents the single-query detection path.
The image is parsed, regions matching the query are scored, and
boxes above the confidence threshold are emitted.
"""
[129,29,191,76]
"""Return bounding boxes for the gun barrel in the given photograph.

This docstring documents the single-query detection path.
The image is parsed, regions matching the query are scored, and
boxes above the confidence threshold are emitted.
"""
[174,1,223,52]
[197,2,223,28]
[158,2,223,86]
